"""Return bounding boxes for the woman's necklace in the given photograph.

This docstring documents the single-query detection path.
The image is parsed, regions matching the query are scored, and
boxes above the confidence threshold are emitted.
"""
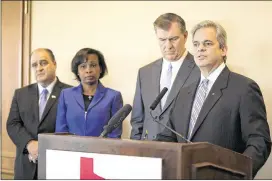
[88,95,93,100]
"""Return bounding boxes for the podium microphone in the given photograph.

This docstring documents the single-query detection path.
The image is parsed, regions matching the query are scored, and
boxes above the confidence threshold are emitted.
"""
[99,104,132,138]
[149,88,191,143]
[150,87,168,110]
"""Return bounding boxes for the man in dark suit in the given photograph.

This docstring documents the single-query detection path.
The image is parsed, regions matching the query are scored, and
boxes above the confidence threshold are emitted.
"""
[130,13,200,140]
[157,20,271,177]
[6,48,71,179]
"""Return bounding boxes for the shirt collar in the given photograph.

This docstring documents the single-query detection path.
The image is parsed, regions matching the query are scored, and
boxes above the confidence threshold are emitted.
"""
[200,63,226,83]
[38,77,57,96]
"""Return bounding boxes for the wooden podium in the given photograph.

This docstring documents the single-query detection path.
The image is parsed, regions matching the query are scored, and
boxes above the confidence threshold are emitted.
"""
[38,133,252,179]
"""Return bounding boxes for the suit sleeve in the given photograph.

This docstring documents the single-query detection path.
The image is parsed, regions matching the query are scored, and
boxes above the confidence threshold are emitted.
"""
[108,91,123,138]
[6,90,34,154]
[240,81,271,178]
[55,90,69,133]
[130,70,145,140]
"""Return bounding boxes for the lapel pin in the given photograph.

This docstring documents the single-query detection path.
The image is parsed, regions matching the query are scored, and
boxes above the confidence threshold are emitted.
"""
[51,95,56,99]
[212,93,215,96]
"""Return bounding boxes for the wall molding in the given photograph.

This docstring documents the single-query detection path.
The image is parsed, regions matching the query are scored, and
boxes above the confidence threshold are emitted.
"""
[21,0,32,87]
[2,151,16,158]
[1,153,15,177]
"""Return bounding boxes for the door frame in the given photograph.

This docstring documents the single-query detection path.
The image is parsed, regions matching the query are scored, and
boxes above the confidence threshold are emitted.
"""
[1,0,32,179]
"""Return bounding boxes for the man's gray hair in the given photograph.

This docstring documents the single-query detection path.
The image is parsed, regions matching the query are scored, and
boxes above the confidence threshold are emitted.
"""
[153,13,187,33]
[191,20,227,62]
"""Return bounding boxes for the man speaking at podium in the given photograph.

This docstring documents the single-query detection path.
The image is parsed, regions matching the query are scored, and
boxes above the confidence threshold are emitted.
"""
[156,20,271,178]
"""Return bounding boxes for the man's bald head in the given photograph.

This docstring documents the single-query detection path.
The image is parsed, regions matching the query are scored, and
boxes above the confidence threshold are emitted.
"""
[31,48,56,62]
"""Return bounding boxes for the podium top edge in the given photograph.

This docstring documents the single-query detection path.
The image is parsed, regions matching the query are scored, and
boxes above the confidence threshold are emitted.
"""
[38,133,210,146]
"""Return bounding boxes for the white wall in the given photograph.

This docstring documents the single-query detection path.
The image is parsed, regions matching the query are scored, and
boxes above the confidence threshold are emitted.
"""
[31,1,272,178]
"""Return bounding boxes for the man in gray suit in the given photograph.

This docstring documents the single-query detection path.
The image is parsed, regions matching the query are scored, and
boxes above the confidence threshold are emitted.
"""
[157,20,271,178]
[130,13,200,140]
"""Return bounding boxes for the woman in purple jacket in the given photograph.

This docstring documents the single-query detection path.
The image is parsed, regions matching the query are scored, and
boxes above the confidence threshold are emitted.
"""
[55,48,123,138]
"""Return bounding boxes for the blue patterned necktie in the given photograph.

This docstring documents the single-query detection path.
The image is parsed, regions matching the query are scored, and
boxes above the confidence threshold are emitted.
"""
[188,79,209,139]
[39,88,48,120]
[161,63,172,109]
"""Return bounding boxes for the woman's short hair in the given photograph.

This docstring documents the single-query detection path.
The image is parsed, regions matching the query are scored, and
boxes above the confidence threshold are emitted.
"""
[71,48,108,81]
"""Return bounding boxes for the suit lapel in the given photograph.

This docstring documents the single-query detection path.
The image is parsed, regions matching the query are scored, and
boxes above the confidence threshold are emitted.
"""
[190,67,230,139]
[161,53,196,114]
[151,59,163,115]
[40,79,64,124]
[88,82,105,110]
[29,84,39,124]
[73,84,85,110]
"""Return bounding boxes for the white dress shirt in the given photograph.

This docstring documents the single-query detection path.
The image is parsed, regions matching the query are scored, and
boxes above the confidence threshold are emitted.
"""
[198,62,226,96]
[160,50,188,92]
[159,50,188,109]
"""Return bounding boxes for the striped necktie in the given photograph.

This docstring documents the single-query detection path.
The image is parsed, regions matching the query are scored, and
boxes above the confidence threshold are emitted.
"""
[188,79,209,139]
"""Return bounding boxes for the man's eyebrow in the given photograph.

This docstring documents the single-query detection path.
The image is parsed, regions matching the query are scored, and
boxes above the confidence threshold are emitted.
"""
[169,36,179,39]
[203,40,213,43]
[192,40,213,43]
[158,36,179,41]
[38,59,48,62]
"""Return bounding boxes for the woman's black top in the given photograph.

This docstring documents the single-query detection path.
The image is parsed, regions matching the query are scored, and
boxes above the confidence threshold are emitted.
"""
[83,94,93,111]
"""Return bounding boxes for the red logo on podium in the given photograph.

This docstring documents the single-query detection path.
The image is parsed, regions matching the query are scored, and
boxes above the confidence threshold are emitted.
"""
[80,157,105,180]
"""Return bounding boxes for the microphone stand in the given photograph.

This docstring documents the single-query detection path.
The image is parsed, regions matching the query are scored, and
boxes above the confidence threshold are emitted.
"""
[149,111,192,143]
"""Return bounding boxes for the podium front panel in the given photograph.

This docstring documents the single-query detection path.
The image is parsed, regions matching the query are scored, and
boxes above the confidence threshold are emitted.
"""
[45,149,162,179]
